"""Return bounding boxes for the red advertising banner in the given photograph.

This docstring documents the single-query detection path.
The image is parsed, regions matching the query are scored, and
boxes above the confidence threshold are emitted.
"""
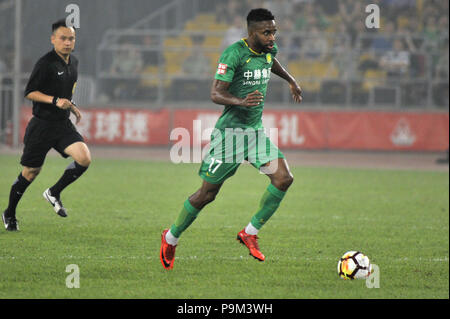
[19,107,449,151]
[171,109,328,149]
[325,111,449,151]
[262,110,328,149]
[172,109,449,151]
[20,107,170,146]
[172,109,221,146]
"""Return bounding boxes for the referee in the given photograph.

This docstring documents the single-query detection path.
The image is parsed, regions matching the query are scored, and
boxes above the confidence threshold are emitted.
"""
[2,19,91,231]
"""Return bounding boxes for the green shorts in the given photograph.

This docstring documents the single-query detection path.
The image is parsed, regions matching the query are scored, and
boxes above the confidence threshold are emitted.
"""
[199,128,284,184]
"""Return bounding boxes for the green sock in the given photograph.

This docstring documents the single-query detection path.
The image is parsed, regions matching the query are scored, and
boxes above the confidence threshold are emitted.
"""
[250,184,286,230]
[170,199,201,238]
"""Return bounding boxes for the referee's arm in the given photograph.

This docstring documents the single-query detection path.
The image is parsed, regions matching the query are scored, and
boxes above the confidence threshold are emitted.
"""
[25,91,75,110]
[25,91,73,110]
[24,59,73,110]
[26,91,81,123]
[25,91,53,104]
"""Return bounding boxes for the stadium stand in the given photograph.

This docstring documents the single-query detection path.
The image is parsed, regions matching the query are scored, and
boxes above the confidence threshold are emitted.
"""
[42,0,449,108]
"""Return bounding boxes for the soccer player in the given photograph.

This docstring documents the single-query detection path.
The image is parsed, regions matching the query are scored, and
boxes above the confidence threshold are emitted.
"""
[160,8,302,269]
[2,19,91,231]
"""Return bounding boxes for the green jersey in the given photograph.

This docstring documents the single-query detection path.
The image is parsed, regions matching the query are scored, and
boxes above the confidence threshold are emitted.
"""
[214,39,278,129]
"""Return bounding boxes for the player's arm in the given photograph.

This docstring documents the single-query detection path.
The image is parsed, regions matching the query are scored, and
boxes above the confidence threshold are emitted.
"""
[271,57,303,103]
[210,79,263,107]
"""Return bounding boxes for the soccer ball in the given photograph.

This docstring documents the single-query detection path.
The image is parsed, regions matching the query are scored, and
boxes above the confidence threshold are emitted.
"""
[337,251,373,280]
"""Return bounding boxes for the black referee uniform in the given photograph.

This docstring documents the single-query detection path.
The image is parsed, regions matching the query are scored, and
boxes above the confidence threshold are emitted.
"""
[21,49,84,168]
[3,20,90,230]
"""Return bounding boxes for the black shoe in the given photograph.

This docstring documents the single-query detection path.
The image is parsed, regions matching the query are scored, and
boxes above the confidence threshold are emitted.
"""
[43,188,68,217]
[2,211,19,231]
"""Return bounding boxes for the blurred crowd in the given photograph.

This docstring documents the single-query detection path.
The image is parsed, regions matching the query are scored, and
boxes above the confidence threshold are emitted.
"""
[1,0,447,107]
[216,0,448,45]
[211,0,448,107]
[214,0,448,78]
[98,0,448,106]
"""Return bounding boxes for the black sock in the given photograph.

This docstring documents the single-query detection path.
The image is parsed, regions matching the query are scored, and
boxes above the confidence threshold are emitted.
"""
[5,173,31,218]
[49,161,88,198]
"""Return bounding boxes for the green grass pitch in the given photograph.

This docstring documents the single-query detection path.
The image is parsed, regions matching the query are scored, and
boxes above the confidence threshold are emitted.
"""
[0,154,448,298]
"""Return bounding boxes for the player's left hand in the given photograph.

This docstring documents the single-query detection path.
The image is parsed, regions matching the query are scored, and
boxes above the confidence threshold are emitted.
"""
[289,82,303,104]
[70,105,82,124]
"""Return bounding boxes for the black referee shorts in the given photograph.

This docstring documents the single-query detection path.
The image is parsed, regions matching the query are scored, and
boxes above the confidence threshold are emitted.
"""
[20,117,85,168]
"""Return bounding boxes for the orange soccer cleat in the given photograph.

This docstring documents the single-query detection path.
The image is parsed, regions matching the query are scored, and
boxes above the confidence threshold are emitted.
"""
[236,229,265,261]
[160,229,177,270]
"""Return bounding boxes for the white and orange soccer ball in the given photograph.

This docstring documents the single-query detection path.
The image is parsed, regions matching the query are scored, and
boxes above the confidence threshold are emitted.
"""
[337,251,373,280]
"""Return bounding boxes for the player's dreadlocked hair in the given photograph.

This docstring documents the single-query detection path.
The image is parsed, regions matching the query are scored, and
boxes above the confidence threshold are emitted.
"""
[246,8,275,27]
